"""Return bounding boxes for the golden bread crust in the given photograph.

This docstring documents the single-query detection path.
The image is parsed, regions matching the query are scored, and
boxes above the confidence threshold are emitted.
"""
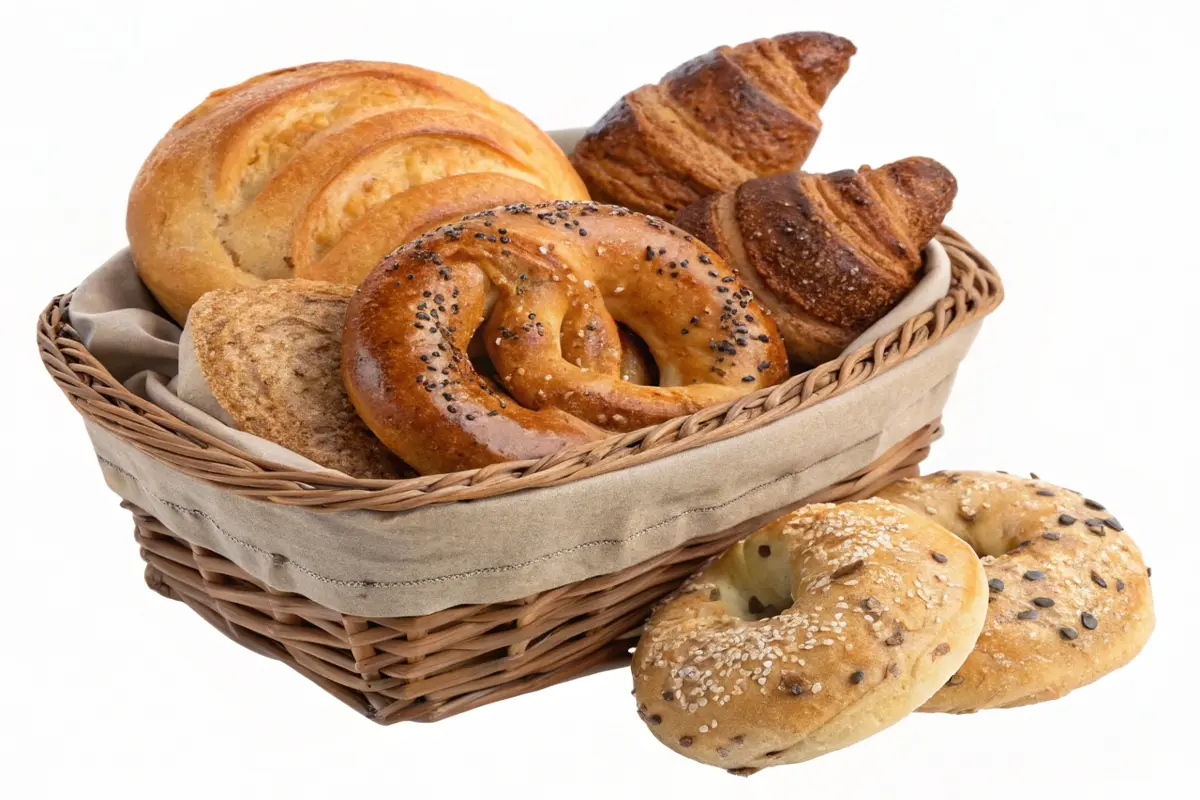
[674,157,957,365]
[876,471,1155,713]
[571,33,855,219]
[128,60,587,323]
[342,201,787,475]
[189,280,407,478]
[632,499,988,771]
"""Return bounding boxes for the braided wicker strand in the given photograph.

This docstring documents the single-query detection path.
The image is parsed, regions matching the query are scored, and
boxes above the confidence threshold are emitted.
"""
[38,228,1001,512]
[128,421,941,723]
[38,229,1001,722]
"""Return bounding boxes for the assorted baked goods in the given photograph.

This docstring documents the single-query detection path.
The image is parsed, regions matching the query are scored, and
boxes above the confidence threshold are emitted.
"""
[125,40,961,477]
[875,471,1155,712]
[572,32,855,218]
[128,60,585,323]
[633,499,988,772]
[636,480,1154,772]
[674,158,958,365]
[342,201,787,474]
[187,280,408,478]
[111,34,1152,772]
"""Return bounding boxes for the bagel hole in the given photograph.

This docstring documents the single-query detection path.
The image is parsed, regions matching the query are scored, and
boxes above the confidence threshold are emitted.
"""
[616,324,659,386]
[727,540,794,621]
[940,525,1021,559]
[743,592,793,622]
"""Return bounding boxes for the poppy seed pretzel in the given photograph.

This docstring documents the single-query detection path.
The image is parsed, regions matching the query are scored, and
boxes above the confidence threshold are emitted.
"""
[632,499,988,773]
[876,471,1155,713]
[342,201,788,475]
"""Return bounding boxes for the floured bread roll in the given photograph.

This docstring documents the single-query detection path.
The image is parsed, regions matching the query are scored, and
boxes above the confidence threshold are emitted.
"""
[187,280,407,478]
[127,60,587,323]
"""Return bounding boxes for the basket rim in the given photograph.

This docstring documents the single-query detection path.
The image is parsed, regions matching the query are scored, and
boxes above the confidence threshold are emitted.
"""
[38,226,1003,512]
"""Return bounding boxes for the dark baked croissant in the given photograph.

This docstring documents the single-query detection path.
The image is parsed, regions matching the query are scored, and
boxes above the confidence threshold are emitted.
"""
[571,32,855,219]
[673,157,957,366]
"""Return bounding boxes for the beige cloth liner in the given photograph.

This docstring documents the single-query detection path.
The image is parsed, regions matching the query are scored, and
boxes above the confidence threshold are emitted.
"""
[66,128,972,616]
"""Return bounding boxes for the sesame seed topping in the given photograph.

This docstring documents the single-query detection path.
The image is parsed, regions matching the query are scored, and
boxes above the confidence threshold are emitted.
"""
[831,559,864,580]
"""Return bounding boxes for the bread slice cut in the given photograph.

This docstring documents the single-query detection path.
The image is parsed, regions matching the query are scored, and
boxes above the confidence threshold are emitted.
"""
[188,279,407,478]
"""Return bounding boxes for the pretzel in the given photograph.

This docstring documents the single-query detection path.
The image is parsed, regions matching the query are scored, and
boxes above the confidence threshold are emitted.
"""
[342,201,789,474]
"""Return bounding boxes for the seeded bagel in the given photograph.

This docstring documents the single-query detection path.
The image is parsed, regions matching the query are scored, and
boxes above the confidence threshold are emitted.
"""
[632,499,988,773]
[876,471,1155,712]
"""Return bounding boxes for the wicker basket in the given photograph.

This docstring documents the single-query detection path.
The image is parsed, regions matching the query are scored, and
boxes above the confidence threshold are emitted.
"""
[38,227,1002,723]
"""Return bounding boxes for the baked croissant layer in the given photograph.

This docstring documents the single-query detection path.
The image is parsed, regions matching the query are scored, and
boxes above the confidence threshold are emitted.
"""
[674,157,957,365]
[571,32,855,219]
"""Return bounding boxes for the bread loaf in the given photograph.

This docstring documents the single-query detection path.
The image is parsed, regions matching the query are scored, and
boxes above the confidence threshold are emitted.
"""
[128,61,587,323]
[188,280,408,478]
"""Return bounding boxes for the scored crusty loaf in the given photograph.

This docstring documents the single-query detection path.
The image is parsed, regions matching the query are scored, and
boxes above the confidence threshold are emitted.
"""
[128,60,587,323]
[571,32,855,219]
[674,157,957,366]
[296,172,549,286]
[188,280,408,479]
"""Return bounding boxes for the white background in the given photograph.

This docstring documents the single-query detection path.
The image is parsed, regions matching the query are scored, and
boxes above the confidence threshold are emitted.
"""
[2,0,1196,796]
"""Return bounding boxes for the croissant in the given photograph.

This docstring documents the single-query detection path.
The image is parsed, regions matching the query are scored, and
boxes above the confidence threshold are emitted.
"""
[127,61,587,323]
[673,157,957,366]
[571,32,855,219]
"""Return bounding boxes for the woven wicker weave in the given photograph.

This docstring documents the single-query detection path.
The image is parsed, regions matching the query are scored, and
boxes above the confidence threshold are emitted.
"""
[38,227,1002,722]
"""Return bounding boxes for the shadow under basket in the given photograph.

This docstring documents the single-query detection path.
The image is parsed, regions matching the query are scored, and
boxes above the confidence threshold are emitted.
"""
[38,228,1003,724]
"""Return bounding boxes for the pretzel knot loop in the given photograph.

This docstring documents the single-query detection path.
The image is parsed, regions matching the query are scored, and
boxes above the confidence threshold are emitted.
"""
[343,201,789,475]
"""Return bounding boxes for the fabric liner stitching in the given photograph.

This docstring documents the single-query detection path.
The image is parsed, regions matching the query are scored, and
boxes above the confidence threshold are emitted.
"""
[99,431,876,589]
